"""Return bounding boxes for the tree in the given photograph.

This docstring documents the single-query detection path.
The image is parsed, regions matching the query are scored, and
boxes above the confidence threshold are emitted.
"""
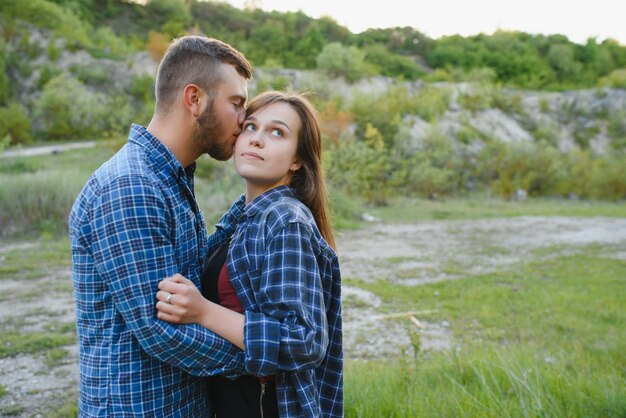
[546,43,582,83]
[316,42,366,82]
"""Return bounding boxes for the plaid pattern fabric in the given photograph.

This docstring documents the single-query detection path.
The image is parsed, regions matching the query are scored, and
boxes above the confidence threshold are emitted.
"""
[227,186,344,418]
[69,124,245,417]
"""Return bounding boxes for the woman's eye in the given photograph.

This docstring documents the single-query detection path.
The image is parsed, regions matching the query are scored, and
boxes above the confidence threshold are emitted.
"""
[244,123,256,132]
[270,128,283,137]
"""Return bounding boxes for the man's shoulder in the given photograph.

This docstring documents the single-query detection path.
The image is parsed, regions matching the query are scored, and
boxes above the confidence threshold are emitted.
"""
[94,143,153,183]
[73,145,160,210]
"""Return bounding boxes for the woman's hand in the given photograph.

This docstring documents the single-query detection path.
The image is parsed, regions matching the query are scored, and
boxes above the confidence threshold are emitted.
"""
[156,274,209,325]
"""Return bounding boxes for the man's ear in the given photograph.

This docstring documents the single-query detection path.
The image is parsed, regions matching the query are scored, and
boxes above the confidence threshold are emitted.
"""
[182,84,202,118]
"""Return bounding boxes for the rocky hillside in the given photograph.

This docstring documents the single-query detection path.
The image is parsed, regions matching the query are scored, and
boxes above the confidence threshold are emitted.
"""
[2,23,625,156]
[257,68,626,156]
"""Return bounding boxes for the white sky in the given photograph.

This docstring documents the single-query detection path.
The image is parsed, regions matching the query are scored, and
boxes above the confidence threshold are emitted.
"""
[224,0,626,45]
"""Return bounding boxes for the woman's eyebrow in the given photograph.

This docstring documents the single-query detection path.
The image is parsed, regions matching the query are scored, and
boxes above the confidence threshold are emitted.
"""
[246,115,291,130]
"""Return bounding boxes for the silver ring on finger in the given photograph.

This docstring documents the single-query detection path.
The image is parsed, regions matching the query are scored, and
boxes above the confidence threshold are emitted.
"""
[165,292,172,304]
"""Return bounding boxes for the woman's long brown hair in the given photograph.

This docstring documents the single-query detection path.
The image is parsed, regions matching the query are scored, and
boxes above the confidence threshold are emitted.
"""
[245,90,336,250]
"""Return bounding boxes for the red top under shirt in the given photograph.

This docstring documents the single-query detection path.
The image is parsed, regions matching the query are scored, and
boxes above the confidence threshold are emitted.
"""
[217,262,244,314]
[217,262,274,383]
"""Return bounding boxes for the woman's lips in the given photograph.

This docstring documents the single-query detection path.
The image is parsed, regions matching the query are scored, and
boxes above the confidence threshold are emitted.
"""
[242,151,264,160]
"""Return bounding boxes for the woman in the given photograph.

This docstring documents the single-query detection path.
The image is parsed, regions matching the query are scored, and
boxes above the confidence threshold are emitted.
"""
[156,90,343,418]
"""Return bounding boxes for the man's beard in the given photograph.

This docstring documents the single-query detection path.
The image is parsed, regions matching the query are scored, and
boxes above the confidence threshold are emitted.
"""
[192,100,233,161]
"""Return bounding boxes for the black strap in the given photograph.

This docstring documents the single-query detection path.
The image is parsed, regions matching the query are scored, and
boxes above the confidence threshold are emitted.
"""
[201,241,229,304]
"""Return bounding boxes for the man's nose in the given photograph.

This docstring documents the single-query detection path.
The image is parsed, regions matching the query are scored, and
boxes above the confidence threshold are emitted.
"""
[237,108,246,125]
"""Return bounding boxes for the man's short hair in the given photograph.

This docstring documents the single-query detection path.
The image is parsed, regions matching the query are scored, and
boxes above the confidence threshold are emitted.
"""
[154,36,252,114]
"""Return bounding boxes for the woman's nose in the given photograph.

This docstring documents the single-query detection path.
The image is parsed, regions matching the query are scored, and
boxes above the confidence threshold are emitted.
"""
[249,131,263,147]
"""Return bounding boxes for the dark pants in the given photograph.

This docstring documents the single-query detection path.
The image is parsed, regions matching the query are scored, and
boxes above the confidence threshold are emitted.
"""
[210,375,279,418]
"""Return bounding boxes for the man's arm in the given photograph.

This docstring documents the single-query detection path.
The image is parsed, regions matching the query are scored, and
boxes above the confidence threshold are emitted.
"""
[89,175,244,376]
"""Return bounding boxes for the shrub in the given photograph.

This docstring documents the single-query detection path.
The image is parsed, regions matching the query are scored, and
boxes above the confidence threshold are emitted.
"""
[396,130,464,198]
[129,74,156,102]
[409,86,450,122]
[0,0,91,48]
[0,103,33,145]
[476,141,563,199]
[0,38,9,105]
[607,110,626,151]
[316,42,367,83]
[598,68,626,89]
[146,31,171,62]
[327,125,393,206]
[363,44,425,80]
[350,92,401,146]
[34,75,109,140]
[590,155,626,200]
[90,26,132,58]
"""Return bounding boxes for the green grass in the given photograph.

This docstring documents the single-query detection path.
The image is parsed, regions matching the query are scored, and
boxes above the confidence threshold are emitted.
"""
[0,238,70,281]
[344,253,626,417]
[0,332,75,359]
[370,195,626,222]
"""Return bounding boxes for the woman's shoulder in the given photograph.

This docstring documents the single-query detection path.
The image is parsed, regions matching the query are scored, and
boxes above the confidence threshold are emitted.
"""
[261,196,313,231]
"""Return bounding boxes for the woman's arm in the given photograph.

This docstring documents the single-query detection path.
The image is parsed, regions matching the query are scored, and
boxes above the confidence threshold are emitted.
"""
[157,275,245,350]
[156,221,328,376]
[242,221,329,377]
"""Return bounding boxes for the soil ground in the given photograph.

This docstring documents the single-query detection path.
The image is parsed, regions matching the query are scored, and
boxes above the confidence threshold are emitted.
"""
[1,216,625,416]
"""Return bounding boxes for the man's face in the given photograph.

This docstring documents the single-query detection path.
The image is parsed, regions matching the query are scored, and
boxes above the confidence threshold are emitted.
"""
[192,64,248,161]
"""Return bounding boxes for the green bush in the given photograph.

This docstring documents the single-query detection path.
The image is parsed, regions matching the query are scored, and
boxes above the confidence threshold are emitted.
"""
[316,42,367,83]
[363,44,425,80]
[47,33,62,61]
[408,86,450,122]
[0,103,33,145]
[90,26,132,58]
[350,95,398,146]
[0,39,9,105]
[476,140,563,199]
[327,125,393,206]
[590,155,626,200]
[396,130,465,198]
[0,0,91,48]
[129,74,155,102]
[607,110,626,151]
[597,68,626,89]
[69,63,109,86]
[34,74,109,140]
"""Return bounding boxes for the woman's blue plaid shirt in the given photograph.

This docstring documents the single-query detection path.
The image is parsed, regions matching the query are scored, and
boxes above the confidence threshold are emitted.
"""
[225,186,344,418]
[69,125,246,416]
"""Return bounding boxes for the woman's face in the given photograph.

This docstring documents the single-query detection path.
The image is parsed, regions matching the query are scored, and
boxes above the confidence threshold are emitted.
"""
[234,101,302,195]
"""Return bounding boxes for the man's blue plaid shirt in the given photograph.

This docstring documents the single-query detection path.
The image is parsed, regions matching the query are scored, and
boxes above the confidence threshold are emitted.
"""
[226,186,344,417]
[69,124,245,416]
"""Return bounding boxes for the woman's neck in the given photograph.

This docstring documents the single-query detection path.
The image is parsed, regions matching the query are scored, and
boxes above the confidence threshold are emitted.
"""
[244,181,288,205]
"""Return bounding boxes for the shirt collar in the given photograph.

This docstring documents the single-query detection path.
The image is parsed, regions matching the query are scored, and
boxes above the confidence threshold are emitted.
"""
[128,123,195,180]
[244,186,296,219]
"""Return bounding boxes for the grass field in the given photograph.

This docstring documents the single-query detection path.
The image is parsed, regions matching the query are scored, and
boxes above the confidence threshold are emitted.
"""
[344,254,626,417]
[1,145,624,416]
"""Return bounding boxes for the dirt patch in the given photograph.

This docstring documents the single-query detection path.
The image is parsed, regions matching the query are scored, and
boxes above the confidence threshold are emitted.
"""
[1,216,625,416]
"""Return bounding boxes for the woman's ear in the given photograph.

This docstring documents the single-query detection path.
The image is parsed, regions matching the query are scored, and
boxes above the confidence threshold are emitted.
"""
[291,161,302,172]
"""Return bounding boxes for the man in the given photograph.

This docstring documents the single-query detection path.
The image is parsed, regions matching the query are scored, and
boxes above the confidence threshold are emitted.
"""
[69,36,252,416]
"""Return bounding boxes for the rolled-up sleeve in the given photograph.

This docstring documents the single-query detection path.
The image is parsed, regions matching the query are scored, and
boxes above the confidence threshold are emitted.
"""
[90,175,244,376]
[243,222,329,377]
